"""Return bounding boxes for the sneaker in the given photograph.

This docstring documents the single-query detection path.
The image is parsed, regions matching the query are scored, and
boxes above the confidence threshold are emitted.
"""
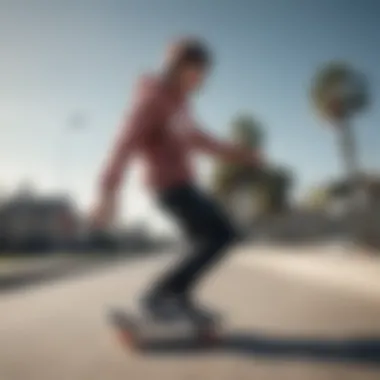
[179,294,220,324]
[141,293,188,322]
[142,292,219,324]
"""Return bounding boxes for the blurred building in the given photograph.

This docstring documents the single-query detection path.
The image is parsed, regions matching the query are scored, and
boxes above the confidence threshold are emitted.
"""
[301,174,380,249]
[304,174,380,212]
[0,191,81,252]
[117,222,155,251]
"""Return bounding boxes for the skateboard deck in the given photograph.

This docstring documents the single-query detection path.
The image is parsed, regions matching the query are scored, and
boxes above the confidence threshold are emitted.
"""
[106,307,221,352]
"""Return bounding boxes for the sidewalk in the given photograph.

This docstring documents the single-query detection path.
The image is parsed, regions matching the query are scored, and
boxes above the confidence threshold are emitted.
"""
[0,255,72,274]
[2,246,380,380]
[0,248,169,292]
[235,244,380,300]
[0,254,91,291]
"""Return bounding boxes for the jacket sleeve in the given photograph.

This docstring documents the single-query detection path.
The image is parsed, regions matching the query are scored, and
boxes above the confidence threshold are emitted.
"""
[100,92,164,194]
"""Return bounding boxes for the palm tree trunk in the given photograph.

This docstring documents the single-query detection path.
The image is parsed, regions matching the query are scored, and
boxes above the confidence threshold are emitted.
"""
[336,120,359,181]
[336,120,367,246]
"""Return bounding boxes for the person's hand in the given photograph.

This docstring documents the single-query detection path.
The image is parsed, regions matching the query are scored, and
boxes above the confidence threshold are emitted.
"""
[91,191,118,230]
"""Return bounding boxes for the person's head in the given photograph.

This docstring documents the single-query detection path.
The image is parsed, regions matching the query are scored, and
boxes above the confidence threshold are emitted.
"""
[165,37,212,94]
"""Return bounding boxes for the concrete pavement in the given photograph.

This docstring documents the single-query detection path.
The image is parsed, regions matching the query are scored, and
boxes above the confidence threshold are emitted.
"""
[0,254,108,292]
[1,246,380,380]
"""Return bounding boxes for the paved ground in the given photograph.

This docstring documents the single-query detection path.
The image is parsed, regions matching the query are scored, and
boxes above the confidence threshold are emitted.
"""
[1,246,380,380]
[0,254,104,292]
[0,255,73,275]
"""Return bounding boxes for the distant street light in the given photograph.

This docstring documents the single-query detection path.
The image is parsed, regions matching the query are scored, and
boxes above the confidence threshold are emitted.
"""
[55,110,88,194]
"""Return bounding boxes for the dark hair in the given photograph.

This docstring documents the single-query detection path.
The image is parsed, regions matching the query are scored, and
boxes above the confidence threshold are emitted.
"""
[167,37,212,71]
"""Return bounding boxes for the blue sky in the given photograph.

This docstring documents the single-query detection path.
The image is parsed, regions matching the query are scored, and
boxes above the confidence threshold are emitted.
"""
[0,0,379,233]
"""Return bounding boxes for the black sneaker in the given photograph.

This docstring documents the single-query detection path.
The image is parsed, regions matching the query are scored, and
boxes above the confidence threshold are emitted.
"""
[142,292,219,324]
[178,294,220,324]
[141,293,189,322]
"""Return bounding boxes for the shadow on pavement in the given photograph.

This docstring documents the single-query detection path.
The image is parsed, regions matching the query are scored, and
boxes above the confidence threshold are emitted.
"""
[135,332,380,365]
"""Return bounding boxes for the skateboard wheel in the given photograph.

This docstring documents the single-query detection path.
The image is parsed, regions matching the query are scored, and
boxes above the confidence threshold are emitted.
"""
[115,328,141,350]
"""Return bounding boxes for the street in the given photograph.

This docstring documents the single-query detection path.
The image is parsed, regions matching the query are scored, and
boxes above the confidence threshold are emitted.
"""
[1,246,380,380]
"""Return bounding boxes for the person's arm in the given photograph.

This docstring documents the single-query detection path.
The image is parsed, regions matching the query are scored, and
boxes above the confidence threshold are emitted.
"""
[100,94,163,196]
[190,125,262,167]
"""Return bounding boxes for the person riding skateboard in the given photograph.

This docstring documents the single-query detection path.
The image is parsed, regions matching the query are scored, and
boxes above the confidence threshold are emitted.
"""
[92,37,263,322]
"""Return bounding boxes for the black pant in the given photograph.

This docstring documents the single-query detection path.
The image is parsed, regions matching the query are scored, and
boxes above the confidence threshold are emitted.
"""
[151,184,237,296]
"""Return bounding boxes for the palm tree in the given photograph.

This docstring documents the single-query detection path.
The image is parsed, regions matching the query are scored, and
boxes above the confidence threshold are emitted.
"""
[212,114,264,201]
[311,62,371,247]
[212,114,292,233]
[311,61,369,181]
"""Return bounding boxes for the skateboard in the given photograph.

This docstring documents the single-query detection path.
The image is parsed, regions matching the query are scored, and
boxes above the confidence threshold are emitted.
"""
[107,307,221,352]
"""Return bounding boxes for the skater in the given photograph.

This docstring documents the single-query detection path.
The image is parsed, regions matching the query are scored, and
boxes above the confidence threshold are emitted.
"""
[93,37,262,323]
